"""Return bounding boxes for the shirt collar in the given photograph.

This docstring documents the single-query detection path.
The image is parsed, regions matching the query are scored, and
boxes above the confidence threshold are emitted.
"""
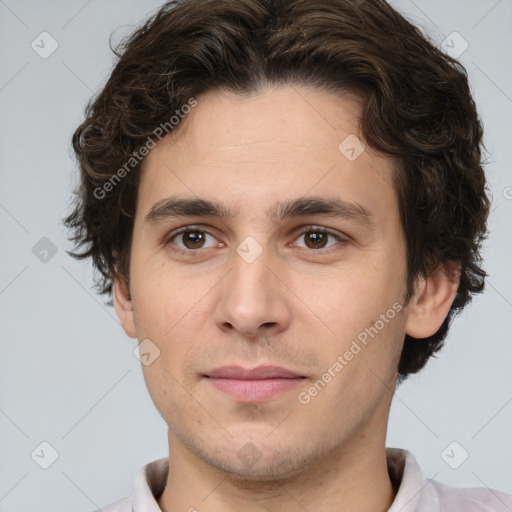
[386,447,439,511]
[132,456,168,512]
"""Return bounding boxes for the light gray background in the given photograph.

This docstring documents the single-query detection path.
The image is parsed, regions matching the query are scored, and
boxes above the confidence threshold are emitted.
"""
[0,1,511,511]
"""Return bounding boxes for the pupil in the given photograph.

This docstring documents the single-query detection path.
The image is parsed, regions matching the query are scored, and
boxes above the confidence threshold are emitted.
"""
[186,231,204,247]
[308,232,326,248]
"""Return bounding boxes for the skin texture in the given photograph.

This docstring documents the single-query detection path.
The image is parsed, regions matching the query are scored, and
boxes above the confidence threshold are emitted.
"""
[113,85,459,512]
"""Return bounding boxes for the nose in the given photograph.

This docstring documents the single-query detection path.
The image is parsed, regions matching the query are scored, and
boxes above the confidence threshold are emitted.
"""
[214,248,292,338]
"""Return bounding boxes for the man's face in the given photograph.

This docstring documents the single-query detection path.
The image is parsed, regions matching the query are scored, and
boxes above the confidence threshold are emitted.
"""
[116,85,410,480]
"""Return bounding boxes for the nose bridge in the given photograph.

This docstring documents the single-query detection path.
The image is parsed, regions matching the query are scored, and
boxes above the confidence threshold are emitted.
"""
[214,237,291,336]
[228,240,276,310]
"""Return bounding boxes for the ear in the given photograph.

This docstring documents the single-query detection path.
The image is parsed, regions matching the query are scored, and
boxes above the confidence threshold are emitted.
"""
[113,272,137,339]
[405,261,460,338]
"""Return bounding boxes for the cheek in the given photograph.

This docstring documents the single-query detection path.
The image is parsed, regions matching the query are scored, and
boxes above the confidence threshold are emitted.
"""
[293,251,405,340]
[305,267,405,408]
[134,293,208,417]
[129,252,197,334]
[130,263,213,372]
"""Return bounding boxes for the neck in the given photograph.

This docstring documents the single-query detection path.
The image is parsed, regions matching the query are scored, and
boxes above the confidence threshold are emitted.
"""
[157,428,395,512]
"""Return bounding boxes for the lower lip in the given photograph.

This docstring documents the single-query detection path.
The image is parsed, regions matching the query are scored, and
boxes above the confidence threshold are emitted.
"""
[206,377,305,402]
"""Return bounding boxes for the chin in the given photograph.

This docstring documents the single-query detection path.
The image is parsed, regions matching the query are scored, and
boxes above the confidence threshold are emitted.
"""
[209,453,314,485]
[192,431,327,484]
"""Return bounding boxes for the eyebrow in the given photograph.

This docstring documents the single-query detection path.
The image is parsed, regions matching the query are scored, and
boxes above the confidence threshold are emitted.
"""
[144,195,375,229]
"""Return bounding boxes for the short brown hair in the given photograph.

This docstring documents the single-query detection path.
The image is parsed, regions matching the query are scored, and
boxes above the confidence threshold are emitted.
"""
[64,0,490,378]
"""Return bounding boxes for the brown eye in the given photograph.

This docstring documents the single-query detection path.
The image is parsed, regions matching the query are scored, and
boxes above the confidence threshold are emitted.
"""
[181,230,206,249]
[293,227,342,251]
[167,228,217,251]
[303,231,329,249]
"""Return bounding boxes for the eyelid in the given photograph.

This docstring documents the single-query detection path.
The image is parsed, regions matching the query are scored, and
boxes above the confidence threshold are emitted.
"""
[290,225,348,250]
[164,224,219,247]
[164,224,348,253]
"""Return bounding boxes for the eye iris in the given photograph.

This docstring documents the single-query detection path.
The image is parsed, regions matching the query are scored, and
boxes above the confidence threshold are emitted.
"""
[183,231,205,249]
[305,231,328,249]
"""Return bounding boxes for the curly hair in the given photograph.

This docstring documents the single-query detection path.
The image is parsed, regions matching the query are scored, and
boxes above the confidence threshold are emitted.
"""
[63,0,490,378]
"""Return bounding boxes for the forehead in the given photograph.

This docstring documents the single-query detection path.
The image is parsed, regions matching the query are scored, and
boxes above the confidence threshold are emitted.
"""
[155,86,364,158]
[137,85,398,225]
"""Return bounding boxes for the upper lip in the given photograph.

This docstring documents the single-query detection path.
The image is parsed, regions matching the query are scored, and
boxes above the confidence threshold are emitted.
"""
[205,365,304,379]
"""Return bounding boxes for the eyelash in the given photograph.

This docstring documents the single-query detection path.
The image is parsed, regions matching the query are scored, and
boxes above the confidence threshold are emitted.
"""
[164,225,347,256]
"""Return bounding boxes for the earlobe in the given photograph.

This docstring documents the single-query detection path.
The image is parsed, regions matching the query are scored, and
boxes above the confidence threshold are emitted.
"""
[404,262,460,339]
[113,274,137,339]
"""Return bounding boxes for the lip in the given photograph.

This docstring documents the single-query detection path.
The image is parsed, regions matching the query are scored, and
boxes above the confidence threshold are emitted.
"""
[205,365,304,379]
[203,365,306,402]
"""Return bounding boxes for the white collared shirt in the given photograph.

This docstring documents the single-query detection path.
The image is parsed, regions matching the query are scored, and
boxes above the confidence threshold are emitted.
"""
[93,448,512,512]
